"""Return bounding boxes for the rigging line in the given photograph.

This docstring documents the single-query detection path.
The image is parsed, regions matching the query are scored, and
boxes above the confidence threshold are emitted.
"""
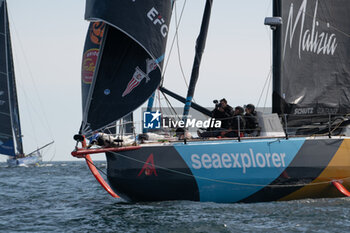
[256,69,272,108]
[108,149,350,188]
[257,21,273,109]
[165,100,179,122]
[87,120,122,138]
[175,0,190,90]
[157,89,163,114]
[84,156,108,177]
[161,90,181,121]
[263,72,272,109]
[47,145,56,162]
[10,54,39,146]
[8,11,54,141]
[159,99,172,119]
[265,0,272,18]
[257,11,274,110]
[161,0,187,78]
[106,125,113,135]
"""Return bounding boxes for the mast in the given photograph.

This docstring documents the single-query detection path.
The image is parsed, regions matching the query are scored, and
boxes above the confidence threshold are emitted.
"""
[271,0,282,115]
[3,0,23,155]
[182,0,213,122]
[272,0,282,114]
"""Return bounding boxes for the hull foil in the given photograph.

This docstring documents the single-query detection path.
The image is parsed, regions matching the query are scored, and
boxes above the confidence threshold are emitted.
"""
[105,137,350,203]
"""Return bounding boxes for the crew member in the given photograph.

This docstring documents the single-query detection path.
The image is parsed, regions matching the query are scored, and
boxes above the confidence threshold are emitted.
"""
[87,132,119,148]
[244,104,259,136]
[222,106,245,138]
[198,98,234,138]
[211,98,234,129]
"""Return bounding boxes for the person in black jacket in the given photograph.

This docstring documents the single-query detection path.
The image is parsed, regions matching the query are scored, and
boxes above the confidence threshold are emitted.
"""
[222,106,245,138]
[211,98,234,129]
[244,104,259,136]
[197,98,234,138]
[87,132,119,148]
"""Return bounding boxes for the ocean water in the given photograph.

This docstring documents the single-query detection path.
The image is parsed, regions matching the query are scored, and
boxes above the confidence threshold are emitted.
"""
[1,161,350,233]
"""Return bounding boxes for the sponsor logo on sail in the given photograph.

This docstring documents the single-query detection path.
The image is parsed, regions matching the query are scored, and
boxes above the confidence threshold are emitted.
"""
[122,58,158,97]
[147,7,169,37]
[104,89,111,95]
[82,49,99,84]
[138,153,158,176]
[294,107,314,115]
[144,110,161,129]
[283,0,338,59]
[90,22,105,45]
[191,149,287,174]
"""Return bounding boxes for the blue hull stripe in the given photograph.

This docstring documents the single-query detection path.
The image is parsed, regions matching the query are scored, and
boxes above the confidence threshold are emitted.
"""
[173,138,306,202]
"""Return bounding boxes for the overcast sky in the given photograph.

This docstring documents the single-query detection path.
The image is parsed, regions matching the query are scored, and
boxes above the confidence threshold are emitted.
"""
[2,0,272,161]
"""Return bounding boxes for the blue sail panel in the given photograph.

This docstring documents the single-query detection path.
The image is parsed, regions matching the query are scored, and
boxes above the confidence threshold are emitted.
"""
[0,0,20,157]
[0,138,15,156]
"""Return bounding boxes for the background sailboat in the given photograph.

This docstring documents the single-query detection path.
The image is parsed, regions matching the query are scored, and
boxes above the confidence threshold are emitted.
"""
[0,0,54,166]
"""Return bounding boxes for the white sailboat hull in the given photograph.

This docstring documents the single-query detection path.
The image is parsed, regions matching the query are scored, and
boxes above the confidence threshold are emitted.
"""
[7,154,42,167]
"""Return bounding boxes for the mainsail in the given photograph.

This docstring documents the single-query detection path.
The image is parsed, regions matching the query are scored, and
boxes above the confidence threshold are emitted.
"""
[273,0,350,117]
[81,1,173,134]
[0,0,23,156]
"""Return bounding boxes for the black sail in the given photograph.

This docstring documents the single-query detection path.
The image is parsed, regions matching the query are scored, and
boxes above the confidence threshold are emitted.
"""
[274,0,350,117]
[81,1,173,133]
[0,0,23,156]
[81,22,105,114]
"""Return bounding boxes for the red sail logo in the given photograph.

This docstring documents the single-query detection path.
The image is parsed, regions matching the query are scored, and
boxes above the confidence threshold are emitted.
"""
[122,59,158,97]
[90,22,105,45]
[138,154,158,176]
[82,49,99,84]
[122,67,148,97]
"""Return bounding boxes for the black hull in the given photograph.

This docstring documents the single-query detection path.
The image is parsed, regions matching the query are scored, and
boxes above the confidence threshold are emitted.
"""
[105,138,350,203]
[107,146,199,202]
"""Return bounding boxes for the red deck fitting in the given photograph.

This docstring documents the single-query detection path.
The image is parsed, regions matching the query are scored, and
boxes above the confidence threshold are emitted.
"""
[71,146,141,158]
